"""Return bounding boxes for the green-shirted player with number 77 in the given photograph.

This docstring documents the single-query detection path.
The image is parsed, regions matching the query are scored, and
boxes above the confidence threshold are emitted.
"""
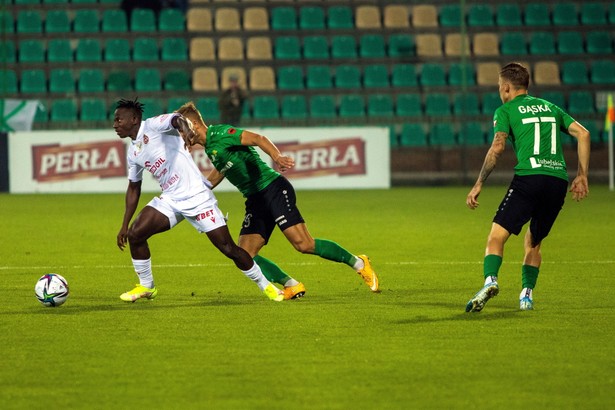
[176,101,379,299]
[465,62,590,312]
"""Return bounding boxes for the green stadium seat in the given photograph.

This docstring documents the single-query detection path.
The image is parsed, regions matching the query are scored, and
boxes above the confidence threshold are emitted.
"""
[448,63,476,86]
[107,70,132,91]
[392,64,417,87]
[73,10,99,33]
[459,122,486,145]
[453,93,480,116]
[396,94,422,117]
[51,99,77,122]
[300,6,325,30]
[49,69,74,93]
[540,91,566,109]
[45,10,70,33]
[0,12,13,34]
[15,0,39,4]
[400,123,427,147]
[104,38,130,62]
[277,66,304,90]
[140,98,164,119]
[303,36,329,59]
[567,91,595,114]
[72,0,97,3]
[274,36,301,60]
[81,98,107,121]
[339,95,365,118]
[562,61,589,85]
[76,39,102,62]
[529,32,556,55]
[390,127,399,148]
[281,95,307,120]
[102,9,128,32]
[47,39,72,63]
[334,65,361,89]
[161,38,188,61]
[131,8,156,32]
[0,41,15,63]
[20,69,46,93]
[17,11,42,33]
[363,65,389,88]
[439,4,462,27]
[425,93,450,116]
[523,3,551,26]
[482,92,501,114]
[429,123,457,146]
[495,4,522,26]
[133,38,159,62]
[468,4,494,27]
[359,34,386,58]
[44,0,68,5]
[500,32,527,55]
[331,35,357,59]
[159,8,185,32]
[580,2,607,25]
[609,3,615,24]
[34,101,48,123]
[306,65,332,89]
[252,96,279,120]
[553,3,578,26]
[164,70,190,91]
[420,63,446,87]
[195,97,220,122]
[19,40,45,63]
[167,97,189,113]
[327,6,353,29]
[367,94,393,117]
[271,7,297,30]
[0,69,18,93]
[78,69,104,93]
[557,32,584,55]
[135,68,161,91]
[586,32,613,54]
[590,60,615,84]
[309,95,336,119]
[388,34,414,57]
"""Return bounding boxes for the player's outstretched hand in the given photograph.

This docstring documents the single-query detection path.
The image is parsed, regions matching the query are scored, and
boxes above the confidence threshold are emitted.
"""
[275,155,295,173]
[466,185,482,209]
[569,175,589,202]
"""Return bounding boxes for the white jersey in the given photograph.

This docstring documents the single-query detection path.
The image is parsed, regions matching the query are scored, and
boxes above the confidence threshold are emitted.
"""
[127,113,211,201]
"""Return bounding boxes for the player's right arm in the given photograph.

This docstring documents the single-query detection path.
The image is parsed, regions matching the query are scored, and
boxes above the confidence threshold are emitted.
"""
[466,131,508,209]
[239,130,295,172]
[117,180,142,251]
[567,121,590,201]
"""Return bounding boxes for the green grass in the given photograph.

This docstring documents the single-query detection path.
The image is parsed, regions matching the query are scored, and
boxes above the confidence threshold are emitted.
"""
[1,187,614,409]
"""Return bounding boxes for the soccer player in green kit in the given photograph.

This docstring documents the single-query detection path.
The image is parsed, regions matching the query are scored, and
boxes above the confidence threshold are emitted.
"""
[175,102,379,299]
[465,62,590,312]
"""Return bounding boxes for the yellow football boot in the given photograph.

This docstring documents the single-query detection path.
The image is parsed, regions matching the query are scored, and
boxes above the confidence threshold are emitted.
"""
[357,255,380,292]
[120,284,158,302]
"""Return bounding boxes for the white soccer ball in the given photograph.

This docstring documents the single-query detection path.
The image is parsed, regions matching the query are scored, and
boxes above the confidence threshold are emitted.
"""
[35,274,69,307]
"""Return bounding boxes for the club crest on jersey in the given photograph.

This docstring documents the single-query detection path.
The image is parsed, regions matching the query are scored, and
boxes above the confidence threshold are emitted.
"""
[228,128,236,134]
[209,150,218,162]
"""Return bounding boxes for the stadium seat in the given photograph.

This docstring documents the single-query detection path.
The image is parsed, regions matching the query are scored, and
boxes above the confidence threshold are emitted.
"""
[609,3,615,24]
[429,123,457,146]
[249,66,275,91]
[17,11,42,33]
[300,6,325,30]
[20,69,46,93]
[214,8,241,31]
[561,61,589,85]
[367,94,393,117]
[281,95,307,120]
[500,32,527,55]
[334,65,361,89]
[190,38,215,61]
[388,34,414,57]
[164,70,190,91]
[425,93,451,116]
[355,5,381,29]
[33,101,48,123]
[444,33,470,57]
[78,69,104,93]
[586,32,613,54]
[104,38,130,62]
[523,3,551,26]
[73,10,99,33]
[0,41,15,63]
[246,37,272,60]
[540,91,566,109]
[19,40,45,63]
[400,123,427,147]
[482,92,501,114]
[306,65,332,89]
[51,99,77,122]
[359,35,386,58]
[133,38,159,62]
[81,98,107,122]
[0,12,13,35]
[277,66,304,90]
[140,98,164,119]
[131,8,156,32]
[15,0,39,4]
[167,97,189,113]
[580,2,607,25]
[363,65,389,88]
[0,69,18,93]
[415,34,442,57]
[552,3,578,26]
[187,8,212,32]
[244,7,269,31]
[529,32,556,55]
[495,4,522,26]
[107,70,132,92]
[76,38,102,62]
[159,8,185,32]
[412,5,438,28]
[192,67,218,92]
[135,68,161,91]
[533,61,561,85]
[468,4,494,27]
[590,60,615,84]
[420,63,446,87]
[339,95,365,118]
[101,9,127,32]
[47,39,72,63]
[396,94,422,117]
[195,97,220,122]
[453,93,480,115]
[567,91,595,114]
[303,36,329,59]
[327,6,353,29]
[439,4,462,27]
[252,96,279,120]
[45,10,70,33]
[162,38,188,61]
[392,64,417,87]
[473,33,499,56]
[309,95,336,119]
[49,68,74,93]
[557,32,584,55]
[383,5,410,28]
[331,35,357,59]
[459,122,486,145]
[477,62,500,86]
[274,36,301,60]
[271,7,297,30]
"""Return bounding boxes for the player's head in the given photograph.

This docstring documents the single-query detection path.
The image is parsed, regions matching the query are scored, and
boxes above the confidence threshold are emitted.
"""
[176,101,206,127]
[498,63,529,103]
[113,98,144,139]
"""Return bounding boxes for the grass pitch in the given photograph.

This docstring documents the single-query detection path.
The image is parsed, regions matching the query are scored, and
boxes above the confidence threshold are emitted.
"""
[1,186,614,409]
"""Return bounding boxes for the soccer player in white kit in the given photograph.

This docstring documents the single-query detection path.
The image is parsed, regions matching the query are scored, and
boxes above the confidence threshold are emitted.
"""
[113,98,283,302]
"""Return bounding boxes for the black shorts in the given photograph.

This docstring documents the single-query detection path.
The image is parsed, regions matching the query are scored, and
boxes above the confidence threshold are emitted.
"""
[239,176,305,243]
[493,174,568,245]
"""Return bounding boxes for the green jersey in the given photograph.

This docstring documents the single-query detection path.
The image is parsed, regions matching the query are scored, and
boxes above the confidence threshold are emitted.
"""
[493,94,575,181]
[205,124,280,197]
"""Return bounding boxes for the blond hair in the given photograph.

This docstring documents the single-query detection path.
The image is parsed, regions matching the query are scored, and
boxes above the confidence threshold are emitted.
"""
[175,101,205,125]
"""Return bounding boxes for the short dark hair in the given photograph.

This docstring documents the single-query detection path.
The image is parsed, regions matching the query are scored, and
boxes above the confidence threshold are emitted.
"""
[115,98,144,118]
[499,62,530,89]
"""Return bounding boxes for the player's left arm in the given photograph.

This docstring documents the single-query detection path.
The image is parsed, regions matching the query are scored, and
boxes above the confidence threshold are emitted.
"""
[567,121,590,201]
[205,168,225,189]
[466,131,508,209]
[171,114,198,148]
[239,130,295,172]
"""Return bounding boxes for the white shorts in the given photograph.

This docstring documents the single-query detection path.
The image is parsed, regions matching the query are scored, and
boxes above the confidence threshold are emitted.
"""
[147,191,227,233]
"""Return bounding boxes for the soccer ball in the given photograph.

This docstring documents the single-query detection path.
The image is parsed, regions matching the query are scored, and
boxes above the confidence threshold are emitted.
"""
[35,274,69,307]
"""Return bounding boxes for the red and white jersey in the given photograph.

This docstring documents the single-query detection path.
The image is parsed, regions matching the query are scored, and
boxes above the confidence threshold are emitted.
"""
[127,113,211,201]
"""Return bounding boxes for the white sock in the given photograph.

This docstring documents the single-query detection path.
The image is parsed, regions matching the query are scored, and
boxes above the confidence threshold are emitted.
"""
[352,256,364,271]
[484,276,497,285]
[283,278,300,287]
[241,262,270,291]
[520,288,533,299]
[132,258,154,288]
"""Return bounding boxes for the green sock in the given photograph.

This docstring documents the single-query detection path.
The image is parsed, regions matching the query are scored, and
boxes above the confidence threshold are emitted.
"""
[253,255,291,286]
[522,265,539,289]
[314,238,356,267]
[484,254,503,280]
